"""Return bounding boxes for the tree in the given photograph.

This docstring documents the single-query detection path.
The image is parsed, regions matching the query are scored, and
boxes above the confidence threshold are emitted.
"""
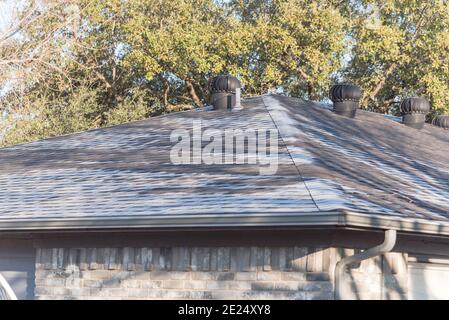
[121,0,232,107]
[2,0,449,147]
[227,0,348,99]
[346,0,449,116]
[0,0,165,146]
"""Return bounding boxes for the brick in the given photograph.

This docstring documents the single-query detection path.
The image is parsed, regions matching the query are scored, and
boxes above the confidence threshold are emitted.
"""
[129,271,151,280]
[230,247,239,271]
[226,281,252,290]
[42,248,52,270]
[305,291,334,300]
[35,286,53,295]
[141,248,153,271]
[83,280,104,288]
[104,248,116,270]
[140,280,163,289]
[190,291,213,299]
[157,290,190,299]
[106,288,127,297]
[256,247,264,271]
[41,295,68,300]
[274,282,301,291]
[249,247,258,271]
[163,280,184,289]
[321,248,331,272]
[82,270,111,280]
[79,249,88,270]
[65,278,82,287]
[211,290,246,300]
[44,278,66,287]
[170,272,190,280]
[56,248,64,269]
[36,295,58,300]
[237,247,251,271]
[123,247,135,271]
[88,248,98,270]
[109,271,130,281]
[184,280,207,290]
[150,271,170,280]
[244,291,305,300]
[217,248,230,271]
[270,248,280,271]
[358,292,382,300]
[306,272,330,281]
[35,270,55,278]
[172,248,191,271]
[281,272,305,281]
[127,289,149,298]
[160,247,172,271]
[89,288,109,297]
[234,272,257,281]
[206,281,227,290]
[191,272,214,280]
[209,248,218,271]
[257,271,281,281]
[303,282,333,292]
[263,247,272,271]
[214,272,234,281]
[52,287,71,296]
[68,288,91,296]
[251,282,275,291]
[292,247,307,272]
[191,248,202,271]
[306,248,315,272]
[123,280,141,288]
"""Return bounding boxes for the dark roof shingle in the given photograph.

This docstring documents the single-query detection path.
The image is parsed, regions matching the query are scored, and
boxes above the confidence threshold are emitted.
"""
[0,95,448,233]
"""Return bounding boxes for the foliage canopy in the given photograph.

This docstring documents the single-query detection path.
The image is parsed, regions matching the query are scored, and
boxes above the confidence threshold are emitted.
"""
[1,0,449,146]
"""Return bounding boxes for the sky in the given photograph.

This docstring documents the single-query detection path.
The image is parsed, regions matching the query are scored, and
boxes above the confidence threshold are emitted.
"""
[0,0,17,33]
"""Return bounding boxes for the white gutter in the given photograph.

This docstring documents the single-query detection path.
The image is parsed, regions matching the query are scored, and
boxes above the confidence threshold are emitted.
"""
[0,273,18,300]
[335,229,397,300]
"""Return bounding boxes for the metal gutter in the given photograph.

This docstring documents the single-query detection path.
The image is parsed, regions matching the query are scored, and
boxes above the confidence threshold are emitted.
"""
[0,211,344,231]
[341,210,449,236]
[335,229,397,300]
[0,210,449,238]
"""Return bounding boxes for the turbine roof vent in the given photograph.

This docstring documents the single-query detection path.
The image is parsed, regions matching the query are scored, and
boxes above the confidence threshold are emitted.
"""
[210,75,241,94]
[329,84,362,118]
[400,97,431,130]
[432,115,449,130]
[329,84,362,102]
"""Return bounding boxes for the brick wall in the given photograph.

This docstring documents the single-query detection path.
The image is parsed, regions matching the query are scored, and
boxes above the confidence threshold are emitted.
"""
[34,246,407,300]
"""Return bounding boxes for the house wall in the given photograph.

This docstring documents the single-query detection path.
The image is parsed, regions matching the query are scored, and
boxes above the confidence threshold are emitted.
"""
[33,246,407,300]
[0,238,35,300]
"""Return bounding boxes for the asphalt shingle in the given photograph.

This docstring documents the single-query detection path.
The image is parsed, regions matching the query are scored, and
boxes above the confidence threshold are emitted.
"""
[0,95,448,228]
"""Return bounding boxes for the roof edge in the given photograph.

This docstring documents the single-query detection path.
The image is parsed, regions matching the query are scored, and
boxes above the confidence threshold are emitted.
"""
[1,211,449,237]
[342,210,449,237]
[0,211,344,231]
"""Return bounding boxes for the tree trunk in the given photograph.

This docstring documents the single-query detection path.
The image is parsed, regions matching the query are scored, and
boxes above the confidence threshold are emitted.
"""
[185,79,203,107]
[163,78,170,107]
[362,63,397,107]
[307,82,317,100]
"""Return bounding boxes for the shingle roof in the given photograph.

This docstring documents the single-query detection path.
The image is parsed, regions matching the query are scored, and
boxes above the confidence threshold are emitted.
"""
[0,95,448,234]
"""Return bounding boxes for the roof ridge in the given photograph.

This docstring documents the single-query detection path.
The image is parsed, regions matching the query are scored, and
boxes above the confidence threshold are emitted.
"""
[262,95,321,212]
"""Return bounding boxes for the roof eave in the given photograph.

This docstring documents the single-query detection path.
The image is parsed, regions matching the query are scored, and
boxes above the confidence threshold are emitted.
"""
[1,210,449,237]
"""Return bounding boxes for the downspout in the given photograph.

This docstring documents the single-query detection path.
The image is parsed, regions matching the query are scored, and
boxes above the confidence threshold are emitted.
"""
[0,273,18,300]
[335,229,397,300]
